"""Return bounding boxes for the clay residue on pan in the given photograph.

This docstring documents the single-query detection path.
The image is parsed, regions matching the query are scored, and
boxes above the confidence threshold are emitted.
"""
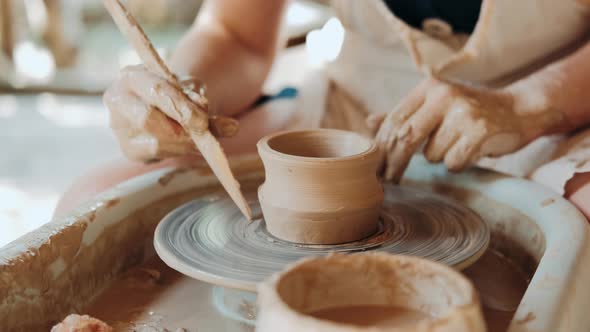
[463,234,536,332]
[428,182,473,203]
[70,243,530,332]
[487,232,538,278]
[104,198,121,209]
[239,300,256,321]
[516,312,536,325]
[84,257,254,332]
[0,176,262,331]
[575,159,589,169]
[87,210,97,222]
[408,179,538,332]
[541,198,555,207]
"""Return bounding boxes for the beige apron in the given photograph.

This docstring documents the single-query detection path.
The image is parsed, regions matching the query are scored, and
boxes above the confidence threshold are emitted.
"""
[302,0,590,195]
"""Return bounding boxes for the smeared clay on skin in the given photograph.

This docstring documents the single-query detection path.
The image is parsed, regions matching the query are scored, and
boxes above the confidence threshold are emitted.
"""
[506,60,574,136]
[257,253,486,332]
[375,78,568,182]
[257,130,383,244]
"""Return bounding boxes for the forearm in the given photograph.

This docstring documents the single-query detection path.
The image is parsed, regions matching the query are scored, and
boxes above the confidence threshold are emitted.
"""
[169,0,288,116]
[506,41,590,134]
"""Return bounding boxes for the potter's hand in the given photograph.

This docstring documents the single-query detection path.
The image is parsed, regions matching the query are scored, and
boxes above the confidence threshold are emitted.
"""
[104,65,216,162]
[375,78,565,183]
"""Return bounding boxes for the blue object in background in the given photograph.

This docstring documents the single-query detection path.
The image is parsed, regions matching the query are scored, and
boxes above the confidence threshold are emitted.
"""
[253,87,298,107]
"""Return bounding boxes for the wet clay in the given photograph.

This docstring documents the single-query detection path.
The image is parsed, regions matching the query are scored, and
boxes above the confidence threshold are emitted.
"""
[85,258,253,332]
[257,253,485,332]
[257,129,383,244]
[78,242,531,332]
[310,305,431,328]
[464,246,532,332]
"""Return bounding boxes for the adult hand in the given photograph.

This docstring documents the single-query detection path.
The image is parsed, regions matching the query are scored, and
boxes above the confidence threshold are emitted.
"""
[374,78,565,182]
[103,65,211,162]
[104,64,297,162]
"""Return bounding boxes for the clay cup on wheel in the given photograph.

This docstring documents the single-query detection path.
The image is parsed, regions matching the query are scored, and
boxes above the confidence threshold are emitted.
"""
[257,129,384,245]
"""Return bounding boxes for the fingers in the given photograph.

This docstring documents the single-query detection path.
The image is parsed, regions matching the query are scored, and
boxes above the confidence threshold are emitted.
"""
[119,65,208,132]
[444,129,487,171]
[423,109,462,162]
[105,83,197,161]
[376,82,429,138]
[375,84,429,178]
[383,95,447,183]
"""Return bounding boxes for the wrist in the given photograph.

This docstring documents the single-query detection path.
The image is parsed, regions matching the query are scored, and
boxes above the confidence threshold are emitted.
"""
[505,82,572,139]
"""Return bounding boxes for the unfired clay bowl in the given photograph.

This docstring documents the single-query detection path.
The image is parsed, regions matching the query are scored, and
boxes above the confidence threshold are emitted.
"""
[257,253,486,332]
[257,129,383,244]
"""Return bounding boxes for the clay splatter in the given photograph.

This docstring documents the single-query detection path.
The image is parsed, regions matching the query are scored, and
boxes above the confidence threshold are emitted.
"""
[87,210,97,222]
[516,312,536,324]
[105,198,120,208]
[576,159,589,169]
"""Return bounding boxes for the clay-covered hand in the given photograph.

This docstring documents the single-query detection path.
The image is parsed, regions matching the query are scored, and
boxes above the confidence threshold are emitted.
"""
[375,78,565,182]
[104,65,214,162]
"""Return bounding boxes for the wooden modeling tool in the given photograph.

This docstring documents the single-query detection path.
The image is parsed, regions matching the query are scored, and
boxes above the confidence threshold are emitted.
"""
[103,0,252,220]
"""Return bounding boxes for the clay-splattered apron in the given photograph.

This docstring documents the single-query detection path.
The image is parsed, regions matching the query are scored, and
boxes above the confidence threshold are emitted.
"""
[296,0,590,195]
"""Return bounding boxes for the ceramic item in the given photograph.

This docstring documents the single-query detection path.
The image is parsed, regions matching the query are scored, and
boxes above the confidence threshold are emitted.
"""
[153,184,490,292]
[257,253,486,332]
[257,129,383,244]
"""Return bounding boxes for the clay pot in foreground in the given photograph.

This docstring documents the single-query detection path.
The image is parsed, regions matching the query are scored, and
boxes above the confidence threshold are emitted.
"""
[257,253,485,332]
[257,129,383,244]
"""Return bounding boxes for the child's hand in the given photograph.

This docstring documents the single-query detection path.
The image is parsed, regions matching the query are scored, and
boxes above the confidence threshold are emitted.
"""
[375,78,565,182]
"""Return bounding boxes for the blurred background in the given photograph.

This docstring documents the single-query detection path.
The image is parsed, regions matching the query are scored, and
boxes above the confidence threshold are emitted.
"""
[0,0,332,247]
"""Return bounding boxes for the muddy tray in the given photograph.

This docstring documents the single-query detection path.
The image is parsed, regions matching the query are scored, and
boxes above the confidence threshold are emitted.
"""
[1,155,589,332]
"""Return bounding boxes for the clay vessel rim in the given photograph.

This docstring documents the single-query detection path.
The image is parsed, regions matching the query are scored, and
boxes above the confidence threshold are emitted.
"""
[257,129,377,164]
[259,253,479,330]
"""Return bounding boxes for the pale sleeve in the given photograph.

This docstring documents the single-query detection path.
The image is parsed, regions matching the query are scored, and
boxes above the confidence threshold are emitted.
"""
[392,0,590,86]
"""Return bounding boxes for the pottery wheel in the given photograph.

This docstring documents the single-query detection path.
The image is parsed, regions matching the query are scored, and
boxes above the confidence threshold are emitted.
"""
[154,185,490,292]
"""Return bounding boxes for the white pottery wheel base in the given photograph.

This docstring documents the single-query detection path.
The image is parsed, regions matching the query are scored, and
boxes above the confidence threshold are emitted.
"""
[74,156,590,332]
[154,184,490,292]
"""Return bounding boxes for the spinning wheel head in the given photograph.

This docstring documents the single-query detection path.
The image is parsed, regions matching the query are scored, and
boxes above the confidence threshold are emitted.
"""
[154,185,490,292]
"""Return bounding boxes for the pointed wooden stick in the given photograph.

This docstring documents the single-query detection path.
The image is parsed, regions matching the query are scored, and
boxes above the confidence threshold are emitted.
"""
[103,0,252,219]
